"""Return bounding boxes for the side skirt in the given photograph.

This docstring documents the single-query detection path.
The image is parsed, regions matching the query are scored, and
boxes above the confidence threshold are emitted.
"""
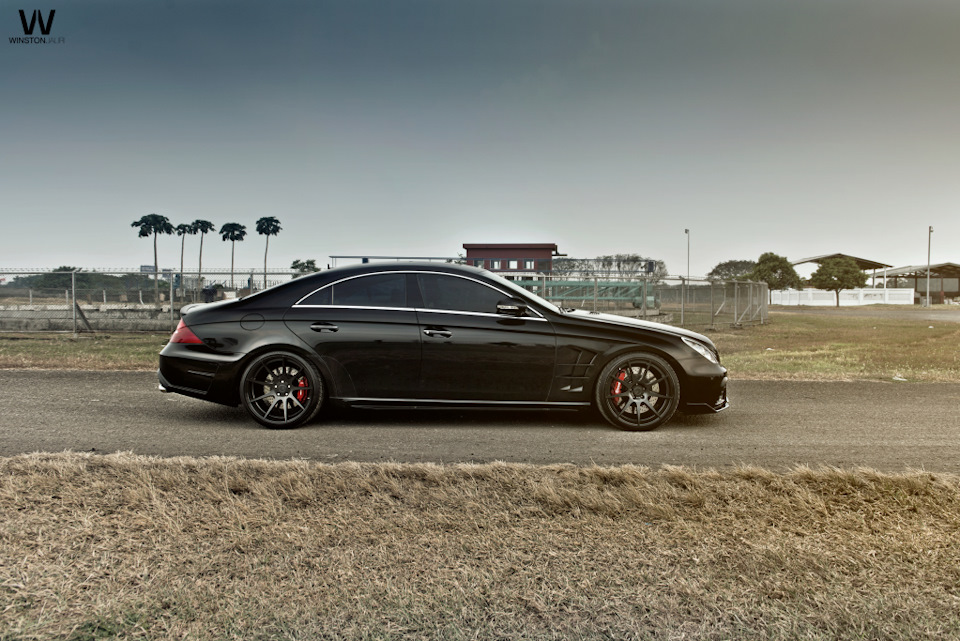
[334,397,591,411]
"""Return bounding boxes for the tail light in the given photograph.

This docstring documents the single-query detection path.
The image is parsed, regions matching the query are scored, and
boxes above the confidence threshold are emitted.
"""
[169,319,203,344]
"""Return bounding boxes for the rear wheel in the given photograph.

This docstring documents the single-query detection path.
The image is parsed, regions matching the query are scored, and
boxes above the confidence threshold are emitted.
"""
[595,352,679,431]
[240,351,324,429]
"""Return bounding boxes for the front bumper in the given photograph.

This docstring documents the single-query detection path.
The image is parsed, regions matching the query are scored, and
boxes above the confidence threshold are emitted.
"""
[679,369,729,414]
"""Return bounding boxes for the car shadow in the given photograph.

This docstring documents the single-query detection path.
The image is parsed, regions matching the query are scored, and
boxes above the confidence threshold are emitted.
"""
[166,397,725,434]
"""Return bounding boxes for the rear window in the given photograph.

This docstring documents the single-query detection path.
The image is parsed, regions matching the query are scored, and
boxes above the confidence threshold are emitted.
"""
[298,273,407,308]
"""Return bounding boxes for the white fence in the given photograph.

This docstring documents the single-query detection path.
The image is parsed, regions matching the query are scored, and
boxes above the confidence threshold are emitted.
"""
[771,288,915,306]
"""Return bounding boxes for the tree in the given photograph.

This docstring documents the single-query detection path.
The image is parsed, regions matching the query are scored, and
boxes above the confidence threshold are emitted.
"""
[552,257,592,278]
[219,223,247,288]
[809,257,868,307]
[290,259,319,278]
[192,219,216,294]
[256,216,282,290]
[594,254,668,283]
[131,214,174,302]
[707,259,757,282]
[751,252,801,301]
[554,254,667,282]
[175,223,196,296]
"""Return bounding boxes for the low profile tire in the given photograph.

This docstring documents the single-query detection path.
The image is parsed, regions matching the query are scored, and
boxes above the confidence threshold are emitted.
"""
[240,351,324,429]
[595,352,680,431]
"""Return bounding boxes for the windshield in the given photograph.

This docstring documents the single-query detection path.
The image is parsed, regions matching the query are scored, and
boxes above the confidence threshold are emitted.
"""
[481,270,563,314]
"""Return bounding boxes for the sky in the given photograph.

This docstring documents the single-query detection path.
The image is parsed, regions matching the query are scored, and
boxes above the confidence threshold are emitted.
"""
[2,0,959,277]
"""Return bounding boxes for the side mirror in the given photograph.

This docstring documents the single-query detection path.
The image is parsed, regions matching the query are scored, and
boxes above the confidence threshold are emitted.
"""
[496,298,528,317]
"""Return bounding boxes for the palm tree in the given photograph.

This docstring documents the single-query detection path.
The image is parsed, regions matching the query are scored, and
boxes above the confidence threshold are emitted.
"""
[255,216,282,291]
[192,219,216,295]
[219,222,247,289]
[131,214,174,302]
[175,223,196,298]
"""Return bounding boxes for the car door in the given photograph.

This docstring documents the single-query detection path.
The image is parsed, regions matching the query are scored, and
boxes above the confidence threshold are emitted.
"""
[283,272,421,399]
[415,272,556,401]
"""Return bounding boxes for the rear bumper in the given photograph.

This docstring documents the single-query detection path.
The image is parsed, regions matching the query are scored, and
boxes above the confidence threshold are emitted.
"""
[158,344,244,406]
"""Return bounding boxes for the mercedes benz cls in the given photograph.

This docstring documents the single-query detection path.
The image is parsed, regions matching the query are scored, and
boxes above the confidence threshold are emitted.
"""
[158,262,728,430]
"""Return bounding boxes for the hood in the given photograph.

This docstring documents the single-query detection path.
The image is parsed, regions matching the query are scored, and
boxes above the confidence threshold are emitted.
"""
[564,309,718,349]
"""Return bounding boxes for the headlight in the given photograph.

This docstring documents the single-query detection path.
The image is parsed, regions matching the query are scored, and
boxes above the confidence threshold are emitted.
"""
[682,337,718,364]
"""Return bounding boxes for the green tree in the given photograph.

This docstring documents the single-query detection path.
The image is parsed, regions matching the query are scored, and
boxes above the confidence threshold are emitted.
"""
[256,216,282,290]
[219,223,247,289]
[751,252,801,302]
[6,266,78,290]
[131,214,174,302]
[809,257,868,307]
[291,259,319,278]
[192,220,216,294]
[175,223,196,296]
[707,259,757,282]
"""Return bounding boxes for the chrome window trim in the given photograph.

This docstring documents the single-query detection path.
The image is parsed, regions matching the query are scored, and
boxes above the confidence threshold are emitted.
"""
[290,304,548,321]
[291,304,414,313]
[292,269,546,319]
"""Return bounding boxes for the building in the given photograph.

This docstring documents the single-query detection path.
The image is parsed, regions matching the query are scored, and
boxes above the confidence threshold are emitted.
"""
[462,243,563,273]
[874,263,960,304]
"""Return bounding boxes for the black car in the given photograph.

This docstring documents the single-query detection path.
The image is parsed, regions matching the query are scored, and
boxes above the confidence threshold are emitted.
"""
[159,263,728,431]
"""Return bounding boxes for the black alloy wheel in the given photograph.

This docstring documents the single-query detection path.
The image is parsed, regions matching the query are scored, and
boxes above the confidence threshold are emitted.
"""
[595,352,680,431]
[240,351,324,429]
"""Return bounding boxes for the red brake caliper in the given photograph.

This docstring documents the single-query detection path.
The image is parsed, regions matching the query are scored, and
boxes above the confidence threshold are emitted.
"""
[296,377,307,402]
[612,370,628,408]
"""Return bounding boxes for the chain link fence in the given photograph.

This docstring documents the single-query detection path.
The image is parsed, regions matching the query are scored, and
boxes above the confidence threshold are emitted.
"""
[0,268,766,333]
[0,269,299,333]
[510,274,767,329]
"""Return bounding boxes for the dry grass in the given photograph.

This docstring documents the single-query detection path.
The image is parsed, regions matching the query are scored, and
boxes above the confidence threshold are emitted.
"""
[3,308,960,382]
[2,452,959,640]
[710,310,960,381]
[0,334,165,371]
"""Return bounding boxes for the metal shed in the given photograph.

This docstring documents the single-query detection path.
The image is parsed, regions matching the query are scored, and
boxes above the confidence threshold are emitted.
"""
[792,254,894,287]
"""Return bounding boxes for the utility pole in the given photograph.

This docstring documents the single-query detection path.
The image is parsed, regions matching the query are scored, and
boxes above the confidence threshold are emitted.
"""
[926,226,933,306]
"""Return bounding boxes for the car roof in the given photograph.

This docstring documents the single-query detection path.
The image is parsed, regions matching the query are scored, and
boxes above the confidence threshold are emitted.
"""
[237,261,493,309]
[319,261,487,277]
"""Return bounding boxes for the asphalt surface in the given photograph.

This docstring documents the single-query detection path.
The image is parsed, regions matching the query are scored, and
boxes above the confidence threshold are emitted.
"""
[3,370,959,472]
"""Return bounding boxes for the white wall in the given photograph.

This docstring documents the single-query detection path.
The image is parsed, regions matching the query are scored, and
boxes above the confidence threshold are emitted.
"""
[771,288,914,306]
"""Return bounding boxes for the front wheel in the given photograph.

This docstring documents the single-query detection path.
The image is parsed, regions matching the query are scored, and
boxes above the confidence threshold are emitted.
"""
[595,352,680,431]
[240,351,324,429]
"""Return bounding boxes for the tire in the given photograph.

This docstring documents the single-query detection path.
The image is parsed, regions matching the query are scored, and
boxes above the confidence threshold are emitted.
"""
[240,351,325,429]
[594,352,680,431]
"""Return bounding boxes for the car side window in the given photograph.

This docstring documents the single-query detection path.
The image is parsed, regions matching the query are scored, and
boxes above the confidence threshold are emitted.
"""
[416,274,505,314]
[298,287,331,306]
[298,273,407,307]
[333,273,407,307]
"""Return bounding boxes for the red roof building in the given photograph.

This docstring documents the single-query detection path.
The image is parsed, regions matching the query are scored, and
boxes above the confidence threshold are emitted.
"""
[462,243,562,273]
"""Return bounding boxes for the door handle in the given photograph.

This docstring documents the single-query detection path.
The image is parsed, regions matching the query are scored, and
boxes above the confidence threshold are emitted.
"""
[423,329,452,338]
[309,322,339,332]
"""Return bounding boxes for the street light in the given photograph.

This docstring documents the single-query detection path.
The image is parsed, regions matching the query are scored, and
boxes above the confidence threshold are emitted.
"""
[684,228,690,308]
[926,226,934,306]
